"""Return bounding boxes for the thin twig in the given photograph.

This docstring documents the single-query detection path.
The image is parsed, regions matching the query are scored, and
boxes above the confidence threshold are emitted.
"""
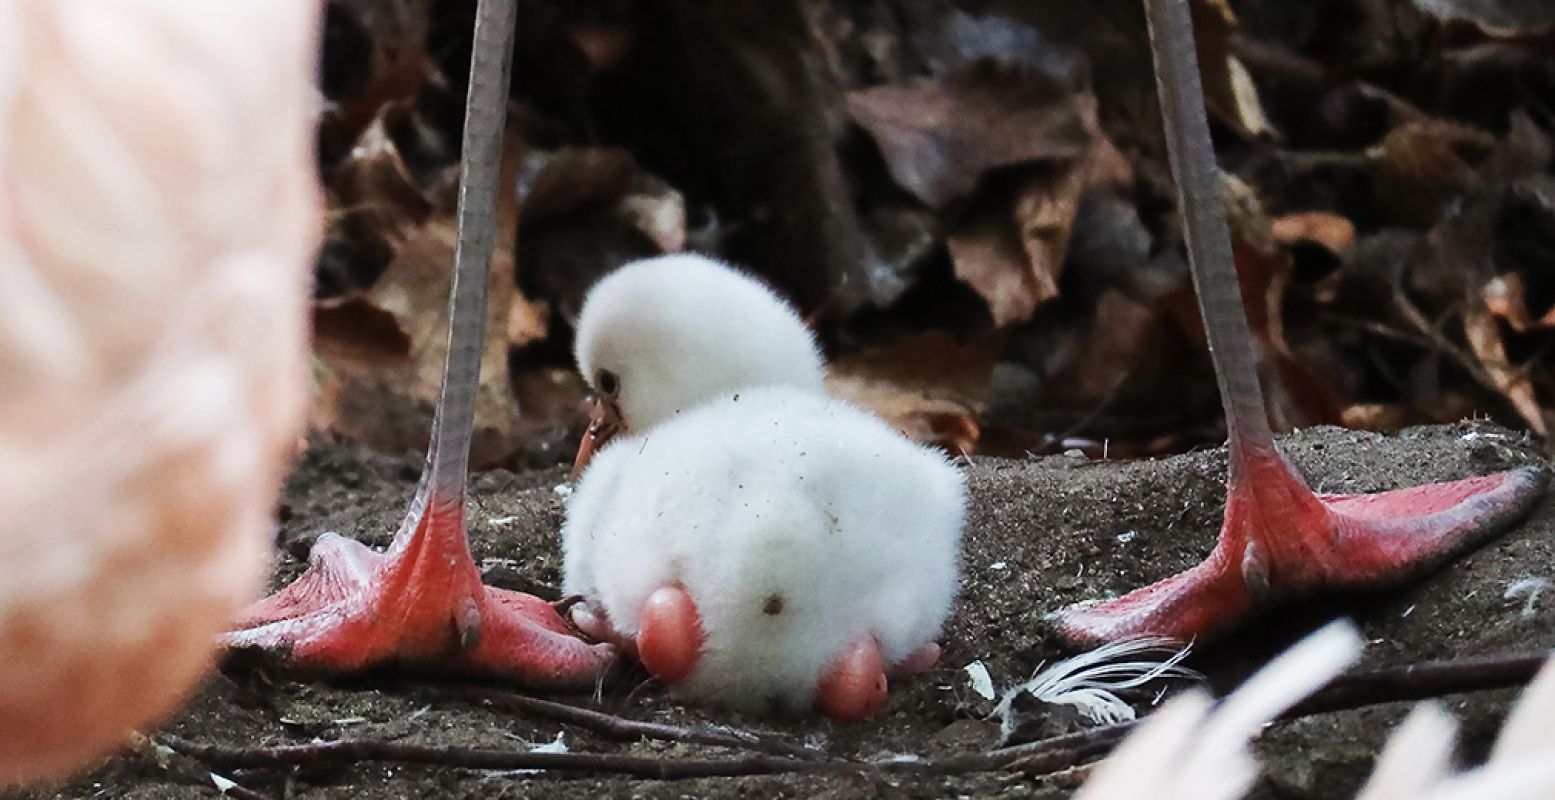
[211,781,276,800]
[930,723,1137,775]
[127,735,278,800]
[163,651,1551,783]
[1320,311,1439,352]
[1391,287,1506,399]
[1287,651,1547,719]
[160,735,824,779]
[418,686,824,759]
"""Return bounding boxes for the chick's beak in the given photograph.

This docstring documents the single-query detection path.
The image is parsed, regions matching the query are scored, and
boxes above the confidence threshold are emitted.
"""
[572,396,622,478]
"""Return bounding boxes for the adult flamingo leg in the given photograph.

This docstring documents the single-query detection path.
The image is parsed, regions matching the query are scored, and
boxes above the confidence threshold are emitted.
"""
[223,0,613,686]
[1056,0,1548,645]
[1060,452,1546,644]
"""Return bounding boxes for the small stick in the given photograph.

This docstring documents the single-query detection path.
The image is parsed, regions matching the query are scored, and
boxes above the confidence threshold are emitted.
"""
[128,735,278,800]
[927,724,1137,775]
[420,686,825,759]
[160,735,820,780]
[164,650,1549,781]
[1286,651,1547,719]
[210,781,277,800]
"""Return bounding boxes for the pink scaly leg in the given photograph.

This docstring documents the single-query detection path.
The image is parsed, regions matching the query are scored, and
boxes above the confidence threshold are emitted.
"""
[226,499,613,685]
[223,0,613,688]
[1060,451,1546,644]
[1057,0,1548,645]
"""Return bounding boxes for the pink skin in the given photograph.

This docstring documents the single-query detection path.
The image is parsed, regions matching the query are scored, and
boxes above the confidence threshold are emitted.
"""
[572,585,940,721]
[226,497,615,686]
[225,0,613,688]
[1056,0,1549,645]
[1058,450,1546,644]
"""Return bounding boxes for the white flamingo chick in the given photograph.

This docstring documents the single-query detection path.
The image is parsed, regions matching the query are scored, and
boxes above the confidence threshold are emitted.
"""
[0,0,318,784]
[569,253,827,470]
[563,255,966,719]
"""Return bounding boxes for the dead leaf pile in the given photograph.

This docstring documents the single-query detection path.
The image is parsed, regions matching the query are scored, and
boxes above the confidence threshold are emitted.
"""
[301,0,1555,464]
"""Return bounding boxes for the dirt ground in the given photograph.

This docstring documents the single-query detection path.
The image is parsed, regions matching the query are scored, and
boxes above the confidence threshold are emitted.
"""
[15,422,1554,799]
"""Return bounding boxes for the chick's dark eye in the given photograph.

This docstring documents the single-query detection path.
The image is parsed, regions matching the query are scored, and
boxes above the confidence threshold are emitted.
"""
[596,369,619,396]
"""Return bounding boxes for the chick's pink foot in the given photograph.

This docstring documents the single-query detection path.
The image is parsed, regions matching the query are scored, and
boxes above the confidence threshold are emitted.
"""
[608,584,940,720]
[1058,456,1549,645]
[815,638,887,720]
[224,501,615,688]
[637,585,705,683]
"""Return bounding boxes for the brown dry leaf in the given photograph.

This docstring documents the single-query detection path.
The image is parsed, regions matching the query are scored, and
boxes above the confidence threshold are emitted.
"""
[1192,0,1277,139]
[1271,211,1356,257]
[826,331,996,455]
[826,376,982,457]
[846,59,1091,209]
[316,115,436,298]
[310,115,531,468]
[945,121,1125,326]
[318,216,526,467]
[332,116,433,226]
[505,292,550,348]
[1160,178,1345,428]
[312,296,413,363]
[853,54,1126,328]
[566,23,634,72]
[1462,306,1549,435]
[1340,403,1413,432]
[319,0,434,158]
[518,147,638,224]
[1370,119,1495,192]
[830,331,997,398]
[618,180,688,256]
[516,147,686,323]
[947,165,1088,327]
[1051,290,1163,404]
[1484,273,1555,332]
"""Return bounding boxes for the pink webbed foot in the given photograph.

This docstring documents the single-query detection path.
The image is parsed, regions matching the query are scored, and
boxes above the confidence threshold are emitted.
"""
[1058,457,1549,645]
[815,639,941,720]
[224,502,615,689]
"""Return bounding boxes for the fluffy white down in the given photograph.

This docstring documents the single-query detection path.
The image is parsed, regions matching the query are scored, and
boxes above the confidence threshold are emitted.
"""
[562,385,965,714]
[573,254,826,431]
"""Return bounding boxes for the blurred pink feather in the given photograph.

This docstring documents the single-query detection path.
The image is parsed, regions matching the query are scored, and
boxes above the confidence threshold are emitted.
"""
[0,0,320,784]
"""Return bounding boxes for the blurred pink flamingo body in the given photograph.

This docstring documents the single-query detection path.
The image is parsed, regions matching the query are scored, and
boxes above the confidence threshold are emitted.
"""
[0,0,320,783]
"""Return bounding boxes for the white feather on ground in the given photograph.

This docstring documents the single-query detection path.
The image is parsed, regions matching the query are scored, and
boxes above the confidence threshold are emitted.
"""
[995,636,1198,733]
